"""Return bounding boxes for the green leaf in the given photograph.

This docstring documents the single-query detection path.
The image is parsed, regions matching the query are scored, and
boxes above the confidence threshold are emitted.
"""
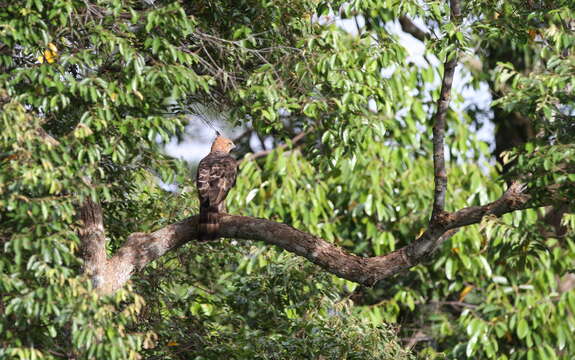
[517,318,529,339]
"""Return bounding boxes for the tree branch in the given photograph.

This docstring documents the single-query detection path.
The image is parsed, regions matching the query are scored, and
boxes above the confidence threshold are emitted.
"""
[83,179,565,295]
[242,129,309,162]
[450,0,462,20]
[447,182,531,228]
[430,0,460,222]
[399,16,428,42]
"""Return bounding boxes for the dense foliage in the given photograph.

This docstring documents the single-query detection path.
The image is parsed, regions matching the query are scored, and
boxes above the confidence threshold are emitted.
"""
[1,0,573,359]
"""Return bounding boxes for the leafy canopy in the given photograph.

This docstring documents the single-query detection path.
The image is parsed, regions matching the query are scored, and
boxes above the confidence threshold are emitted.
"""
[1,0,574,359]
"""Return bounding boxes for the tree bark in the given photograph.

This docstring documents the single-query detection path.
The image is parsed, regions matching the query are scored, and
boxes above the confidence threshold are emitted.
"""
[78,199,108,289]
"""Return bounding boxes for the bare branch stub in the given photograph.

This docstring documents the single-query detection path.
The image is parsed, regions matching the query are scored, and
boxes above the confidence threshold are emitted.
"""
[450,0,462,19]
[78,198,108,287]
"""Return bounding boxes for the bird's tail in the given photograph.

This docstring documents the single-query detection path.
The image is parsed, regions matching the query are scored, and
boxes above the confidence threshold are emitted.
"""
[198,204,219,241]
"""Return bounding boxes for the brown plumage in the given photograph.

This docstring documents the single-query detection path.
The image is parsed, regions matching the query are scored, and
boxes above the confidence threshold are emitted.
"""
[196,135,237,240]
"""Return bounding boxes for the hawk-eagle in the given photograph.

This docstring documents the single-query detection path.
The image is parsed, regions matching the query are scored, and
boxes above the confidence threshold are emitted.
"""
[196,134,237,240]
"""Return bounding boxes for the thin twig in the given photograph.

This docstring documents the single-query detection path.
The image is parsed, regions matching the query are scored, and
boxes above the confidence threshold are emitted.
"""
[431,300,478,309]
[242,129,309,162]
[405,330,431,349]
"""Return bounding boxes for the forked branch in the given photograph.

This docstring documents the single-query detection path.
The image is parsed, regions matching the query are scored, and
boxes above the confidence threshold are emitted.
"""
[82,181,561,295]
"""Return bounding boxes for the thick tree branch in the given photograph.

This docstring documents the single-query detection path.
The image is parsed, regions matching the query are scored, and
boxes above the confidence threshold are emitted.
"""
[84,180,565,294]
[430,0,460,221]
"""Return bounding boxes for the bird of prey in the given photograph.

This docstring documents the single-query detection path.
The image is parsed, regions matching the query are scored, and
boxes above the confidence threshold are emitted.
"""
[196,134,237,240]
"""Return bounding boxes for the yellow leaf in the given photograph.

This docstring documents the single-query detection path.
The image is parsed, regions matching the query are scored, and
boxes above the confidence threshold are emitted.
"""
[38,43,58,64]
[133,90,144,100]
[44,49,57,63]
[416,228,425,238]
[48,42,58,52]
[459,285,474,302]
[73,123,93,139]
[167,341,179,347]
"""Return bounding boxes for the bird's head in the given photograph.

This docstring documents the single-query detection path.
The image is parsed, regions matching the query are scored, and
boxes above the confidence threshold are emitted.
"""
[211,134,236,153]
